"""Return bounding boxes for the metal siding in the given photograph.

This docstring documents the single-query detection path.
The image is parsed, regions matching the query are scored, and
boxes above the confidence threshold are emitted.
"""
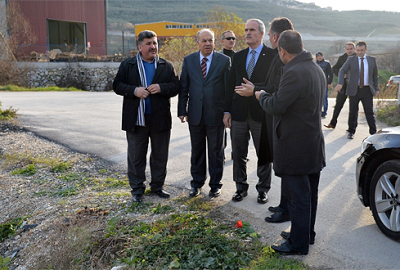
[13,0,106,55]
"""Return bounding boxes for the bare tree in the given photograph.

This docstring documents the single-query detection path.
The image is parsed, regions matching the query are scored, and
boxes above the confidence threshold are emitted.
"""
[0,1,35,85]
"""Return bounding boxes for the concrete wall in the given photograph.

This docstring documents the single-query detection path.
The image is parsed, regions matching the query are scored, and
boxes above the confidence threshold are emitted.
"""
[17,62,120,91]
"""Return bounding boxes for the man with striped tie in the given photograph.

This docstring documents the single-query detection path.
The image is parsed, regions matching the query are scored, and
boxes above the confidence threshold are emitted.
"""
[113,30,180,203]
[178,29,230,198]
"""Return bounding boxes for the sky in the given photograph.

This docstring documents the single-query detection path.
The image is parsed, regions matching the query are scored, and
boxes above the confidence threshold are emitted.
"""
[297,0,400,13]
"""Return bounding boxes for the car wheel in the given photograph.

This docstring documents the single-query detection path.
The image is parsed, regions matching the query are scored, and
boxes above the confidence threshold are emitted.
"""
[370,160,400,241]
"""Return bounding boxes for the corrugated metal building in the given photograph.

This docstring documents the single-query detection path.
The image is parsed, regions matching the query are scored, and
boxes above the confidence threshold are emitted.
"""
[7,0,107,55]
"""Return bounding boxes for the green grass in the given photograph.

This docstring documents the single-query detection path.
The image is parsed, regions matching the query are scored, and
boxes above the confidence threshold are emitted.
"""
[0,84,81,91]
[377,105,400,126]
[11,164,38,176]
[0,101,18,120]
[0,217,28,242]
[50,161,72,172]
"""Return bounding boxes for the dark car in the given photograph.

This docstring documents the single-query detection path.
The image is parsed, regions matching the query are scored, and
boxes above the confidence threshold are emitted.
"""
[356,127,400,241]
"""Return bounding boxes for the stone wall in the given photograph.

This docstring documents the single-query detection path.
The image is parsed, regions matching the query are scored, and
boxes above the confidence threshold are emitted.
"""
[17,62,120,91]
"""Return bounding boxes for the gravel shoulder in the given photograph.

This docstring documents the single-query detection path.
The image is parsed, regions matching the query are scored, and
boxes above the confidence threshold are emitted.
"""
[0,121,270,270]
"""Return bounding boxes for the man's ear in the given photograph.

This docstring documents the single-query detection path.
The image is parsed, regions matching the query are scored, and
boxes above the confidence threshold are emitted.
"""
[273,34,279,44]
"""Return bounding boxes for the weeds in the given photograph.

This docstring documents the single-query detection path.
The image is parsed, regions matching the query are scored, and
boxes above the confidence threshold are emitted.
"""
[11,164,38,176]
[50,161,71,172]
[0,84,80,91]
[0,101,18,120]
[0,217,27,242]
[0,256,11,270]
[377,105,400,126]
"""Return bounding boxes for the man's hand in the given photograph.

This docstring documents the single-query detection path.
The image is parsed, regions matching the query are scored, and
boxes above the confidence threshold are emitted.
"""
[178,115,188,123]
[135,87,150,99]
[147,84,161,94]
[235,77,255,97]
[375,91,380,96]
[223,113,231,128]
[328,84,332,89]
[255,90,265,100]
[334,84,343,93]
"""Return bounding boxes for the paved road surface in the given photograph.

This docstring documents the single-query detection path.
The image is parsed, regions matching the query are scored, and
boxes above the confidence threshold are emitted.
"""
[1,92,398,269]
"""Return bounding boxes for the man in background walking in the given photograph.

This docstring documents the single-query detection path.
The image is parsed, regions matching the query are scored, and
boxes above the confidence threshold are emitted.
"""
[324,42,356,129]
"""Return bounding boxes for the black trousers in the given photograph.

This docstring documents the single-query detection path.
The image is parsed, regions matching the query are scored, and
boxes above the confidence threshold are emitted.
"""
[348,86,376,135]
[329,91,348,127]
[189,120,224,189]
[231,114,271,193]
[126,124,170,195]
[281,172,320,254]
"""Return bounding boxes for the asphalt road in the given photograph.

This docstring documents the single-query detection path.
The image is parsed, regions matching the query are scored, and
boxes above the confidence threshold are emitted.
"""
[1,91,399,269]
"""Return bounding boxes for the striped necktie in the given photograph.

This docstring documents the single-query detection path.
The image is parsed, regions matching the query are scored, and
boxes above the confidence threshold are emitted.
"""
[201,57,208,79]
[247,50,256,79]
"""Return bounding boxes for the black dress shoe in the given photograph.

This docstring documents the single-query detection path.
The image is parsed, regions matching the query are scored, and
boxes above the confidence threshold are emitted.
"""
[347,132,354,139]
[271,241,308,255]
[189,187,201,197]
[152,189,170,198]
[209,188,221,198]
[268,206,279,213]
[232,190,248,202]
[280,231,314,245]
[257,192,268,204]
[265,211,290,223]
[132,194,143,203]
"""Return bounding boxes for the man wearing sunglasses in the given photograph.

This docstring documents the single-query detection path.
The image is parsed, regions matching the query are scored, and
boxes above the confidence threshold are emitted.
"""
[220,30,236,61]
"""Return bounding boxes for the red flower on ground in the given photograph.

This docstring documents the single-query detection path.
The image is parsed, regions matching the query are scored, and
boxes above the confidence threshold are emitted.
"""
[235,220,243,228]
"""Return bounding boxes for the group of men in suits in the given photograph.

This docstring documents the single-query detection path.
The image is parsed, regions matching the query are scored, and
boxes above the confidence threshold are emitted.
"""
[113,18,379,256]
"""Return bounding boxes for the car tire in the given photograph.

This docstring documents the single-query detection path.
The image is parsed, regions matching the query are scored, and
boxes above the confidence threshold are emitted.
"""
[370,160,400,242]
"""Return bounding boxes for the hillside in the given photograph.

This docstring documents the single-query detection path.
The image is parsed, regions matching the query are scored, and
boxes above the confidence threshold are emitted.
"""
[107,0,400,37]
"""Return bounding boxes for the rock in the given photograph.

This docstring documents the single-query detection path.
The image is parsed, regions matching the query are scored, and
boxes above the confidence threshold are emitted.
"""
[23,224,38,232]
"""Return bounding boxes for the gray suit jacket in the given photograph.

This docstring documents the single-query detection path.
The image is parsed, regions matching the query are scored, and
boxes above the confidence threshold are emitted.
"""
[178,51,230,126]
[338,55,379,96]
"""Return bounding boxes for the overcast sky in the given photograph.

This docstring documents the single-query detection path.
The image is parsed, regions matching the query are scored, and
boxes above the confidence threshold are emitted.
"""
[297,0,400,13]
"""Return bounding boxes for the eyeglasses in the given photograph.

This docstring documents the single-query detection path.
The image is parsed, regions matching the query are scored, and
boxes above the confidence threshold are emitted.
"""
[225,37,236,40]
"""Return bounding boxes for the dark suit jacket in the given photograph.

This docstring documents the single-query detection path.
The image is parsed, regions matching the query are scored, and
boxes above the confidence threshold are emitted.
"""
[338,55,379,96]
[332,52,355,94]
[225,44,275,122]
[257,49,282,163]
[259,51,326,176]
[113,56,180,132]
[178,51,230,126]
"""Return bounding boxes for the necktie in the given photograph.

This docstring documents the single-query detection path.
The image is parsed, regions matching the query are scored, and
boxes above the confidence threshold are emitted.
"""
[247,50,256,79]
[201,57,208,79]
[360,57,364,87]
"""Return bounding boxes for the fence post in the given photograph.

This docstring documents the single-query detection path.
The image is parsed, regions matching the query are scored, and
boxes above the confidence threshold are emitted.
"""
[122,30,125,55]
[47,37,50,61]
[18,37,21,60]
[75,38,78,62]
[101,39,103,61]
[127,39,130,57]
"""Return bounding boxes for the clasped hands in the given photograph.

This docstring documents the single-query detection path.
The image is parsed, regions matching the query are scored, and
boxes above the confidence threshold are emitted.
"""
[136,84,161,99]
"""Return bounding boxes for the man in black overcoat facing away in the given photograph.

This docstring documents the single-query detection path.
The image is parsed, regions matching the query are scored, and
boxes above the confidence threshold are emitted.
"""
[256,30,326,255]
